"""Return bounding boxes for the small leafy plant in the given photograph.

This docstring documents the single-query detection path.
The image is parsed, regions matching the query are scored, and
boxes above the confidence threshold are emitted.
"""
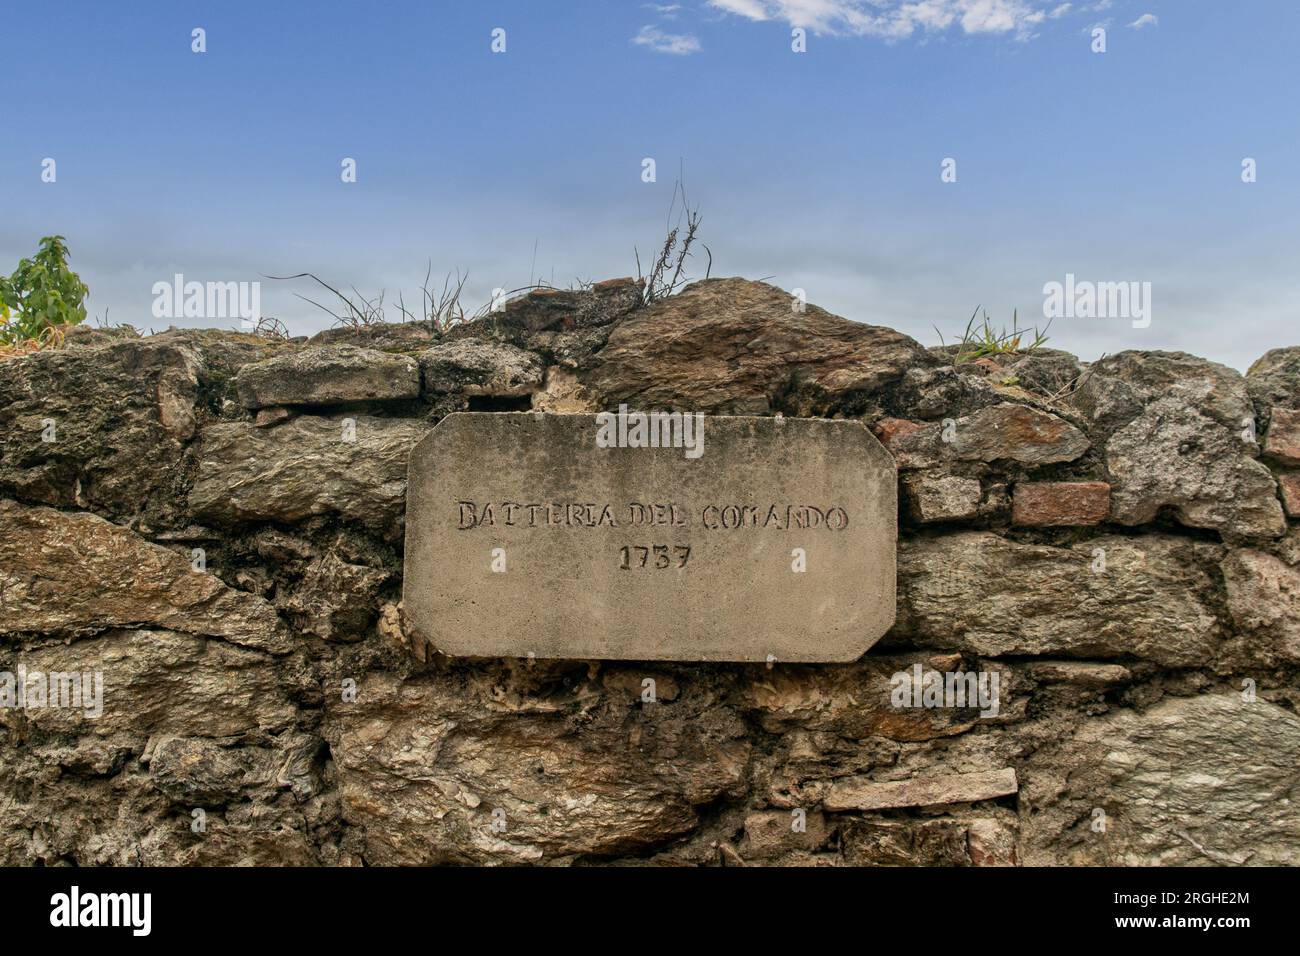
[0,236,90,347]
[937,307,1050,364]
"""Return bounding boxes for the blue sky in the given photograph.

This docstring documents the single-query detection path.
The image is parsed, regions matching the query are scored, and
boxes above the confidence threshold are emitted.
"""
[3,0,1297,368]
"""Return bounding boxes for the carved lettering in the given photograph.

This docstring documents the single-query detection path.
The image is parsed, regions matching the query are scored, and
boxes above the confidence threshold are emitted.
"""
[456,500,850,532]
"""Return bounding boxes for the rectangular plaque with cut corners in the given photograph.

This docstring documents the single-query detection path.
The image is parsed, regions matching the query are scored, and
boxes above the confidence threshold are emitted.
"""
[403,412,896,662]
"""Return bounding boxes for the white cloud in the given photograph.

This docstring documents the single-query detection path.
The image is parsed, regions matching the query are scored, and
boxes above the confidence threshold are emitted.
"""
[706,1,1078,40]
[1129,13,1159,29]
[709,0,772,21]
[632,24,703,54]
[643,3,684,17]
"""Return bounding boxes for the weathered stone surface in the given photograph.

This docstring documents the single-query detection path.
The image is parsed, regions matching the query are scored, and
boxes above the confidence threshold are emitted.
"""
[966,816,1020,866]
[1221,549,1300,664]
[825,768,1018,811]
[62,323,145,347]
[898,532,1222,666]
[0,336,201,519]
[872,417,926,448]
[531,366,597,413]
[1246,345,1300,425]
[235,345,420,409]
[149,733,319,804]
[153,327,300,385]
[1012,481,1110,527]
[418,339,544,396]
[582,278,935,415]
[324,669,750,864]
[1105,396,1284,538]
[881,403,1089,470]
[740,810,830,860]
[841,817,972,866]
[1063,350,1286,537]
[1083,351,1255,432]
[0,500,291,653]
[1003,349,1085,399]
[1264,406,1300,465]
[0,628,297,737]
[189,415,429,538]
[923,349,1085,414]
[276,553,390,642]
[254,406,293,428]
[1021,660,1131,687]
[404,413,896,662]
[736,654,995,741]
[902,474,981,523]
[888,365,1001,421]
[1279,472,1300,517]
[445,278,644,369]
[0,628,323,865]
[309,322,435,350]
[1021,694,1300,865]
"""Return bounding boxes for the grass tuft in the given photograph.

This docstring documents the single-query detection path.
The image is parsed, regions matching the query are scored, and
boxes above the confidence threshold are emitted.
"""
[936,307,1051,364]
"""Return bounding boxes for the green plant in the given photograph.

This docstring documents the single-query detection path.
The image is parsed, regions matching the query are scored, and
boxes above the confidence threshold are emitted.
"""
[936,307,1050,364]
[0,236,90,346]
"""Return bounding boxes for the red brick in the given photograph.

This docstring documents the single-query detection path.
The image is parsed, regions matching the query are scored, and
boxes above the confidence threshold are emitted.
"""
[1012,481,1110,527]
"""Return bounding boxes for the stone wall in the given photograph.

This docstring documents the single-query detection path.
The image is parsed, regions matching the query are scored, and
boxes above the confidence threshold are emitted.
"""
[2,276,1298,866]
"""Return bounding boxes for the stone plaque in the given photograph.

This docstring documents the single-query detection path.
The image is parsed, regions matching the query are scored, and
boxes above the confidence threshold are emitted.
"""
[403,412,896,662]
